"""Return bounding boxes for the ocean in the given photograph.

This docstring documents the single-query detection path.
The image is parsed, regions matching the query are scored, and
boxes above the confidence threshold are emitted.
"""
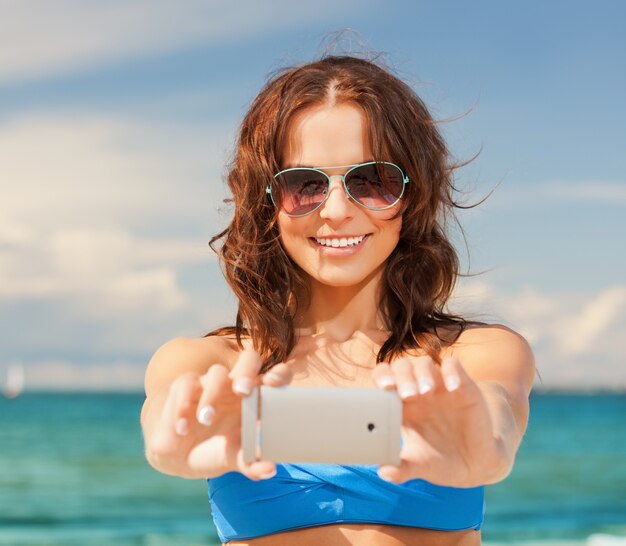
[1,392,625,545]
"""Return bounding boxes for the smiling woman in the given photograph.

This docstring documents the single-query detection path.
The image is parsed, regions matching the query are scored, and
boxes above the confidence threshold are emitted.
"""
[205,55,484,366]
[140,54,535,546]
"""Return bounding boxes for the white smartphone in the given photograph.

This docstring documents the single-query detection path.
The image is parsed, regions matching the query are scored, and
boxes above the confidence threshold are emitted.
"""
[242,385,401,465]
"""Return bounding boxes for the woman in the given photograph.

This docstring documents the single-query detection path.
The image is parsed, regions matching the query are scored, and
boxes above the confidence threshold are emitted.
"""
[141,55,535,545]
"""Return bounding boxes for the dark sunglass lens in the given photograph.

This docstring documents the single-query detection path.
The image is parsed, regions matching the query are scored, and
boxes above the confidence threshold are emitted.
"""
[275,170,328,215]
[345,164,404,209]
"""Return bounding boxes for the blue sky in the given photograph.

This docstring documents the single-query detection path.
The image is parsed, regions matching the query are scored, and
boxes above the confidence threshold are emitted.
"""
[1,0,624,390]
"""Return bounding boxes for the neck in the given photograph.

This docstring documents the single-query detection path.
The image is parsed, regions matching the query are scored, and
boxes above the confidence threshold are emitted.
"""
[293,268,388,343]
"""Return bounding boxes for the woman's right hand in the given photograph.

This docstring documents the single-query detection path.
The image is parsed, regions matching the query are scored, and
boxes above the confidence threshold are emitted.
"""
[143,346,293,481]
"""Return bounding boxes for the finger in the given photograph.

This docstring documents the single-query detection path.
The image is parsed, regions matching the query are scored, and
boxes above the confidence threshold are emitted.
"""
[228,349,263,396]
[377,433,423,483]
[411,355,441,396]
[164,373,202,436]
[195,363,230,426]
[261,363,294,387]
[440,356,468,392]
[235,448,277,481]
[371,363,396,389]
[378,459,413,484]
[390,358,418,400]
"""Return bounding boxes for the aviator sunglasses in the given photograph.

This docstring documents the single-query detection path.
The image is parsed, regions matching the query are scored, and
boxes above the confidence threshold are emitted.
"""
[266,161,410,217]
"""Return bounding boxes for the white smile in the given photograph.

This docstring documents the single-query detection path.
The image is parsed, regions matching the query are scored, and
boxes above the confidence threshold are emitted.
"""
[313,234,369,248]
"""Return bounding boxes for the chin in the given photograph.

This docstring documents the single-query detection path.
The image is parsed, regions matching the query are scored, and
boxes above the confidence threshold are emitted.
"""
[309,265,384,288]
[316,276,368,287]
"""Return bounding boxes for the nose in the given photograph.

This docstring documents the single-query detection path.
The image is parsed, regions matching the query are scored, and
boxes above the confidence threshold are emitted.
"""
[318,175,355,221]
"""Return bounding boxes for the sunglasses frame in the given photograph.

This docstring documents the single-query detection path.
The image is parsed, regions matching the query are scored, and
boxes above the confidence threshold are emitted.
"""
[266,161,410,217]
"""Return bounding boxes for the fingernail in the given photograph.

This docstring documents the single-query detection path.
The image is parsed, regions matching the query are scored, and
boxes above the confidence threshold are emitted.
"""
[197,405,215,426]
[264,372,282,384]
[175,417,189,436]
[378,376,396,389]
[418,376,434,394]
[445,375,461,392]
[398,383,418,399]
[260,468,277,479]
[233,377,253,395]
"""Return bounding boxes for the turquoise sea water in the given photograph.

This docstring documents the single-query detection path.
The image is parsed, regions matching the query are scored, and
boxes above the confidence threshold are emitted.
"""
[0,392,625,545]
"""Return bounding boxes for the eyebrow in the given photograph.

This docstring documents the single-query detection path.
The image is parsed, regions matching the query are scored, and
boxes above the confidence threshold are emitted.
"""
[282,163,315,169]
[282,160,376,170]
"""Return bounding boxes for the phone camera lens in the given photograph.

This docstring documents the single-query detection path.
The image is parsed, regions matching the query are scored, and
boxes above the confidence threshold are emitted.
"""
[367,423,375,432]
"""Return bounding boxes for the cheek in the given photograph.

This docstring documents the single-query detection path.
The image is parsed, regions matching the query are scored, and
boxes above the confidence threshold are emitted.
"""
[278,216,294,238]
[375,214,403,244]
[387,214,402,234]
[376,220,402,259]
[277,217,305,255]
[384,225,402,252]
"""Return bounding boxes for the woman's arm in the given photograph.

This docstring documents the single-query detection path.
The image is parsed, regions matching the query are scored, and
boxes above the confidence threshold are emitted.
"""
[373,325,536,487]
[141,337,291,480]
[453,325,536,482]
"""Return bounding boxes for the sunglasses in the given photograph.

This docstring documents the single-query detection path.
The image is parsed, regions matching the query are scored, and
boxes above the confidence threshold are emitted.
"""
[266,161,410,217]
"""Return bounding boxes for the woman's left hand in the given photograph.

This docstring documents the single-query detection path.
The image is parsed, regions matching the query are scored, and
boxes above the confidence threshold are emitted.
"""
[372,355,509,488]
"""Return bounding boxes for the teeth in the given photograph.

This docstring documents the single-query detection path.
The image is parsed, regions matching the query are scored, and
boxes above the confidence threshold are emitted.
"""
[314,235,366,248]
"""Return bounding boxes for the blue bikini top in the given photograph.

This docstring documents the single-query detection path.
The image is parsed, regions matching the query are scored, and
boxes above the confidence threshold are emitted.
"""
[207,463,484,543]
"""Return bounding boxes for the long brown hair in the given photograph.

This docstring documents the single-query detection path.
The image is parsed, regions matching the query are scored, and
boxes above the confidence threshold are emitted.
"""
[207,55,482,373]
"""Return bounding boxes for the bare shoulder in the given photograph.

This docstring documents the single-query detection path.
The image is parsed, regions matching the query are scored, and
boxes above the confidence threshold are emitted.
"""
[144,335,237,397]
[445,324,536,393]
[453,323,533,351]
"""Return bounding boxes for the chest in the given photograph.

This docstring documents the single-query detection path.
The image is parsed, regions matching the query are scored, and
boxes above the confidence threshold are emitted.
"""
[284,338,387,388]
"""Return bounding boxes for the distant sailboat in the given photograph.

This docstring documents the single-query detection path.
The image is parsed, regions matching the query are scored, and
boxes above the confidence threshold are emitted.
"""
[3,363,25,398]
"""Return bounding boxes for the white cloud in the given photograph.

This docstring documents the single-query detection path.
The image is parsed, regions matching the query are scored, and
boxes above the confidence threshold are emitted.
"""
[544,181,626,203]
[0,112,237,363]
[469,180,626,212]
[450,279,626,390]
[4,359,146,391]
[0,224,207,316]
[0,0,363,83]
[0,114,230,319]
[0,114,232,230]
[552,286,626,358]
[449,279,494,307]
[0,223,231,363]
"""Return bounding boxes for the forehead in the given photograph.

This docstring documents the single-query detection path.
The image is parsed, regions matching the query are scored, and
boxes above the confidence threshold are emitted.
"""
[281,103,373,169]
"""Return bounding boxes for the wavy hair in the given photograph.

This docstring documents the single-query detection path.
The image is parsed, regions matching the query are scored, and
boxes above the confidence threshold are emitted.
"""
[207,55,483,373]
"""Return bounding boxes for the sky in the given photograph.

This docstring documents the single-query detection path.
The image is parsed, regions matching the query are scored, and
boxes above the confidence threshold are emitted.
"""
[0,0,624,391]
